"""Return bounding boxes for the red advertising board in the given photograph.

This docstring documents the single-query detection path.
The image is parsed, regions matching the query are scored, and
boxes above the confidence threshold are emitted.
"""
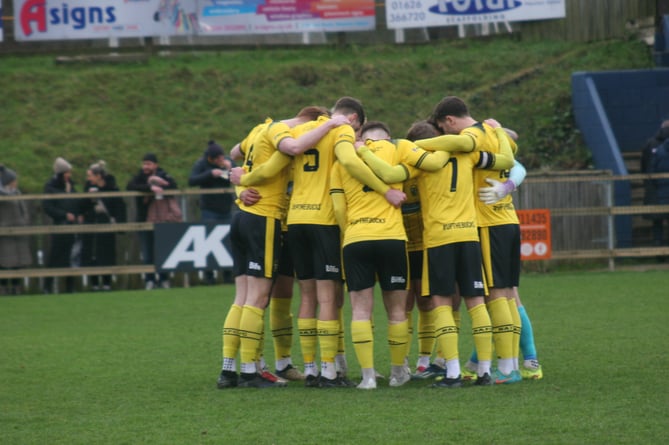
[516,209,552,260]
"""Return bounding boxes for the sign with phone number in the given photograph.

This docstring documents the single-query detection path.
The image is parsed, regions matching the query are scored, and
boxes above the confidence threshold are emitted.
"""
[516,209,551,261]
[385,0,566,30]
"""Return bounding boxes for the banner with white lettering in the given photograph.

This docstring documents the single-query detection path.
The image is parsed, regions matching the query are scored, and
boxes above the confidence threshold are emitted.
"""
[14,0,375,41]
[385,0,566,30]
[154,222,232,272]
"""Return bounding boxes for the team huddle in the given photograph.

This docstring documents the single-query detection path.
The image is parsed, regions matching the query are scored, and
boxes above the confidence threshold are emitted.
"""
[216,95,543,389]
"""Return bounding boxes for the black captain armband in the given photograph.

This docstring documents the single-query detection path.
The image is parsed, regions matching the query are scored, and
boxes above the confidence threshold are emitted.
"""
[476,151,496,169]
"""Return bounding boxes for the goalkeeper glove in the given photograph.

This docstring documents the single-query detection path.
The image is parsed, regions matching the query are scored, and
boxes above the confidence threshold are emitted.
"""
[478,178,515,205]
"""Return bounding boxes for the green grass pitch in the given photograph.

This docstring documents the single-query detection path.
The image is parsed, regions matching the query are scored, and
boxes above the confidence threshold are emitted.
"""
[1,270,667,444]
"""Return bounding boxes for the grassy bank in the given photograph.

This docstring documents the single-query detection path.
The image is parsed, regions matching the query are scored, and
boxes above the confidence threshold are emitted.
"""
[0,38,653,192]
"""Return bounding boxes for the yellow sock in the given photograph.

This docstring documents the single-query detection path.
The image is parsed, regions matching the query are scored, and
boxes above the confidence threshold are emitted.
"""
[433,305,458,362]
[405,312,413,357]
[298,318,318,365]
[453,308,461,332]
[270,298,293,362]
[239,305,265,368]
[255,330,265,363]
[338,308,346,357]
[418,309,435,357]
[222,304,242,360]
[388,319,410,367]
[507,297,522,363]
[318,319,339,364]
[468,303,492,362]
[487,297,514,360]
[351,320,374,369]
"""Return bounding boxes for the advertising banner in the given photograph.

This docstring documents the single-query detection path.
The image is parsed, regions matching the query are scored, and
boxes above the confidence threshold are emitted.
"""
[386,0,566,30]
[199,0,376,35]
[516,209,552,261]
[154,222,233,272]
[14,0,188,41]
[14,0,375,41]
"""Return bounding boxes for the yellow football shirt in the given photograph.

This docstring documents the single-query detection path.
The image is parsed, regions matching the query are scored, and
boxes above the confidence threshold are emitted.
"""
[418,151,481,248]
[330,139,406,247]
[470,124,520,227]
[236,119,291,220]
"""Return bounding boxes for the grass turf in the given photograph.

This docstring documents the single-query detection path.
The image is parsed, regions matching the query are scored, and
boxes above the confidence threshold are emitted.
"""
[1,270,667,444]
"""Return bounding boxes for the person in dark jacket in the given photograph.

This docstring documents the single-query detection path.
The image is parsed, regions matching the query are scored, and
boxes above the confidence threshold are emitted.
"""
[640,122,669,255]
[42,157,82,294]
[188,140,234,284]
[81,160,127,291]
[0,165,32,295]
[126,152,178,289]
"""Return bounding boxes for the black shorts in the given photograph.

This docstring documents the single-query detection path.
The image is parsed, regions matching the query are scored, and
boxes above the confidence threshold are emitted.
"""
[287,224,341,281]
[230,211,281,279]
[479,224,520,288]
[408,249,423,282]
[423,241,486,297]
[342,239,408,292]
[276,231,294,278]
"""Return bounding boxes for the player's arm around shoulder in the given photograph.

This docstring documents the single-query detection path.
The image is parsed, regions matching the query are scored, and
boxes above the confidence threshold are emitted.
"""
[357,142,409,183]
[474,127,515,171]
[398,139,450,172]
[414,133,475,153]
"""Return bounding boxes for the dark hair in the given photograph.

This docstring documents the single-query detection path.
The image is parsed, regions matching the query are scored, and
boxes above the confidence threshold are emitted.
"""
[431,96,469,123]
[206,140,224,159]
[333,96,366,127]
[297,106,330,121]
[655,126,669,143]
[143,152,158,163]
[406,120,440,141]
[360,121,391,139]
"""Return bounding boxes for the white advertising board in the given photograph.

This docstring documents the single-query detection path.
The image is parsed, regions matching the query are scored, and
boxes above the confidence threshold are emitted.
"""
[385,0,566,30]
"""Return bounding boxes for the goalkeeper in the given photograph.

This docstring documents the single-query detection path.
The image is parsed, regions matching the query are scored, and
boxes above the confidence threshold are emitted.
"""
[462,122,543,381]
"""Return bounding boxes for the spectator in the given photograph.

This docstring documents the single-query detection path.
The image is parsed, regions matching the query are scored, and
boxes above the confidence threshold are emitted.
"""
[641,120,669,256]
[188,140,234,284]
[81,160,127,291]
[42,157,81,294]
[0,165,32,295]
[126,152,178,290]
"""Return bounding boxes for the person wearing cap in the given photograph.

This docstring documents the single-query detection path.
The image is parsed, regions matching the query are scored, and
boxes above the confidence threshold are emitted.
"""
[42,157,82,294]
[0,165,32,295]
[188,140,234,285]
[126,152,178,290]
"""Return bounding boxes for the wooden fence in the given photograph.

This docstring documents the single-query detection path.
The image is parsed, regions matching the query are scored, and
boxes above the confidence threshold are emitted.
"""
[2,173,669,293]
[517,171,669,271]
[0,189,232,293]
[519,0,656,42]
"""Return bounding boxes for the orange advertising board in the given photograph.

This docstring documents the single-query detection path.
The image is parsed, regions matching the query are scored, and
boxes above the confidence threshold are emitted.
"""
[516,209,552,260]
